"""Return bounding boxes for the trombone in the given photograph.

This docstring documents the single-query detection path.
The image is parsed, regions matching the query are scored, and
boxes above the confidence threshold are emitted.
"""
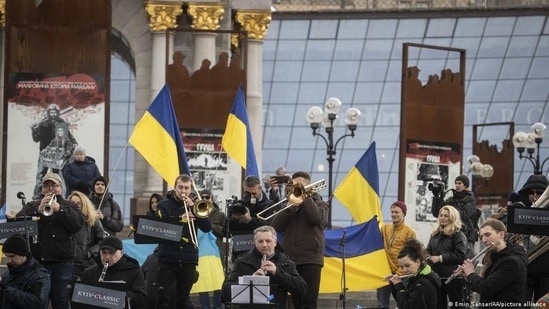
[181,182,214,247]
[257,179,326,221]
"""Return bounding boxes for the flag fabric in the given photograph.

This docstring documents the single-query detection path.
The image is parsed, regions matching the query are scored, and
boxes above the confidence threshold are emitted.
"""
[191,231,225,293]
[333,142,383,223]
[319,216,391,293]
[129,85,190,184]
[221,85,259,177]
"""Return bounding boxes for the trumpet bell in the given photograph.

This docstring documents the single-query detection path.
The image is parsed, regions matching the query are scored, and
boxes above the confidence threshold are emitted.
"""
[43,205,54,216]
[194,199,213,218]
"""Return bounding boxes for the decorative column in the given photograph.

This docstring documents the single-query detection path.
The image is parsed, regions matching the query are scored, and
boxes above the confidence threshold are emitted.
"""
[234,10,272,177]
[142,1,183,193]
[186,2,225,70]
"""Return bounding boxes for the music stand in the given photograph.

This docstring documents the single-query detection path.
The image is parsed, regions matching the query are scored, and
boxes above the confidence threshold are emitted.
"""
[132,215,184,244]
[229,280,275,307]
[71,281,126,309]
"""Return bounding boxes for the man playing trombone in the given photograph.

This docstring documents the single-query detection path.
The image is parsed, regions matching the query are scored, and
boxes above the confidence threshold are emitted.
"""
[156,174,212,309]
[271,171,329,309]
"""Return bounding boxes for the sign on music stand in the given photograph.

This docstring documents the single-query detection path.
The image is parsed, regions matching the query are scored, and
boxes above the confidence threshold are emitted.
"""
[0,217,39,241]
[71,281,126,309]
[132,215,184,244]
[507,205,549,236]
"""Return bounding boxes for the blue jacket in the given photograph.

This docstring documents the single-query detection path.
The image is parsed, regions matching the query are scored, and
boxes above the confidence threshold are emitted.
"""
[62,156,101,195]
[0,257,51,309]
[156,190,211,264]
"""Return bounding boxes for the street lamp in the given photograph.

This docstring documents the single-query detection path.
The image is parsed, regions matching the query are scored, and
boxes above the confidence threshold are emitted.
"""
[306,98,361,229]
[467,155,494,188]
[512,122,549,175]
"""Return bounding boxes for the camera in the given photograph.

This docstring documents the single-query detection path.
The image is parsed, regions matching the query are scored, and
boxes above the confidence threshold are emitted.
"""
[428,181,445,196]
[227,194,250,216]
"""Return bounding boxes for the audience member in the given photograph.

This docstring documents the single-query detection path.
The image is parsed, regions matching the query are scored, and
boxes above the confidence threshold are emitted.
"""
[146,193,163,216]
[88,176,123,236]
[271,171,328,309]
[221,225,307,308]
[377,201,416,308]
[0,234,51,309]
[16,173,84,309]
[62,144,101,197]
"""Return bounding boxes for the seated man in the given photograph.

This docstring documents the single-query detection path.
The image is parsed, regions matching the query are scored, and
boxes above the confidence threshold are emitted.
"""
[221,225,307,308]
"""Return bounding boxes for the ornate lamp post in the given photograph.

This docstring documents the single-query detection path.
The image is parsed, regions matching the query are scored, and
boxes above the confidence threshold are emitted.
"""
[306,98,361,229]
[512,122,548,175]
[467,155,494,190]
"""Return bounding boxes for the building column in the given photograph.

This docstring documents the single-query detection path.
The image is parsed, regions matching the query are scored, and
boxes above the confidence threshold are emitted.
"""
[142,1,183,193]
[186,2,225,70]
[234,10,272,177]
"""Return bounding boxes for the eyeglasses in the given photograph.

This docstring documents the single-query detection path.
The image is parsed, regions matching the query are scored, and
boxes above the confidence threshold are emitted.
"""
[42,183,60,189]
[529,190,543,196]
[201,195,210,199]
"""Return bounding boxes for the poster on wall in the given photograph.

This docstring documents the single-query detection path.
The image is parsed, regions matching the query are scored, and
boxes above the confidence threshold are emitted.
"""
[181,128,242,211]
[4,73,106,214]
[404,140,461,225]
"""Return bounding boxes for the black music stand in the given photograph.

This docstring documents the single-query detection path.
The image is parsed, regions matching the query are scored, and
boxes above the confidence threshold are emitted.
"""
[228,280,275,308]
[132,215,184,244]
[71,281,126,309]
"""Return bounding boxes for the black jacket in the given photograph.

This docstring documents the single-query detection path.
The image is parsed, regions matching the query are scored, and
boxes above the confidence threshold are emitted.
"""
[426,230,468,278]
[89,191,124,236]
[432,190,478,243]
[0,257,51,309]
[81,255,148,309]
[467,243,528,308]
[72,219,106,279]
[62,156,101,196]
[156,190,211,264]
[17,196,84,262]
[221,248,307,308]
[391,264,442,309]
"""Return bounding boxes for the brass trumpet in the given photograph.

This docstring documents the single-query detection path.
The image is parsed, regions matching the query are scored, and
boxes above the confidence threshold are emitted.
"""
[257,179,326,220]
[43,194,56,216]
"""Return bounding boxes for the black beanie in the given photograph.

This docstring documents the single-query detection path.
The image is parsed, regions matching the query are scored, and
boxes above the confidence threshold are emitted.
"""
[455,175,470,188]
[93,176,108,187]
[3,234,30,257]
[519,174,549,195]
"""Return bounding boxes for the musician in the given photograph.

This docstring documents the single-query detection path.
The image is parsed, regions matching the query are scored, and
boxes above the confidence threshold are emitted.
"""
[16,173,84,309]
[156,174,212,309]
[221,225,307,308]
[426,205,468,309]
[80,236,147,309]
[271,171,329,309]
[458,218,527,308]
[388,238,441,309]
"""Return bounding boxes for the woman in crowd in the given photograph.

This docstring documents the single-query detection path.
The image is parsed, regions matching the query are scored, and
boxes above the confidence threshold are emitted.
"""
[146,193,163,216]
[62,144,101,197]
[426,205,468,309]
[68,190,106,280]
[388,238,441,309]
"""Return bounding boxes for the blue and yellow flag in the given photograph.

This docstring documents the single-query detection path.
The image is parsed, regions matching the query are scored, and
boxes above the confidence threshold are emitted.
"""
[320,216,390,293]
[333,142,383,223]
[221,85,259,177]
[191,231,225,293]
[129,85,190,184]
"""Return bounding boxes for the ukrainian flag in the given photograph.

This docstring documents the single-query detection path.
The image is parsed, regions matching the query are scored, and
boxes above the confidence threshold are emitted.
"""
[333,142,383,224]
[221,84,259,177]
[191,230,225,293]
[320,216,391,292]
[129,85,190,184]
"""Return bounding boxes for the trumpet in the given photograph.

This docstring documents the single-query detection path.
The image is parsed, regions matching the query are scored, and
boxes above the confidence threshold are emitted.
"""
[257,179,326,221]
[445,243,493,284]
[43,194,56,216]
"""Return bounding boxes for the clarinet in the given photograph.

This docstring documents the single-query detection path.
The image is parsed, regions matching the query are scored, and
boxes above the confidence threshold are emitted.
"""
[261,254,267,275]
[98,263,109,282]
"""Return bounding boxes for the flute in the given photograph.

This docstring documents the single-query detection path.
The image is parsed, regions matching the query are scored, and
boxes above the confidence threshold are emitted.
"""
[383,274,414,281]
[445,243,494,284]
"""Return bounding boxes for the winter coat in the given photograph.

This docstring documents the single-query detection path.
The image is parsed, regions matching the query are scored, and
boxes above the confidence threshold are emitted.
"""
[467,243,528,308]
[221,248,307,308]
[62,156,101,196]
[72,219,106,279]
[426,230,468,278]
[0,257,51,309]
[432,190,478,243]
[89,192,124,236]
[17,196,84,262]
[81,255,147,309]
[271,193,328,266]
[391,264,442,309]
[156,190,212,264]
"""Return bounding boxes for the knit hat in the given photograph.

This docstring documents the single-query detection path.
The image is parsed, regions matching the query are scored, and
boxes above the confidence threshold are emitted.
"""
[99,236,123,251]
[93,176,108,187]
[519,175,549,195]
[200,189,212,198]
[42,173,62,185]
[391,201,407,216]
[455,175,470,188]
[73,144,87,156]
[507,192,521,203]
[3,234,30,257]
